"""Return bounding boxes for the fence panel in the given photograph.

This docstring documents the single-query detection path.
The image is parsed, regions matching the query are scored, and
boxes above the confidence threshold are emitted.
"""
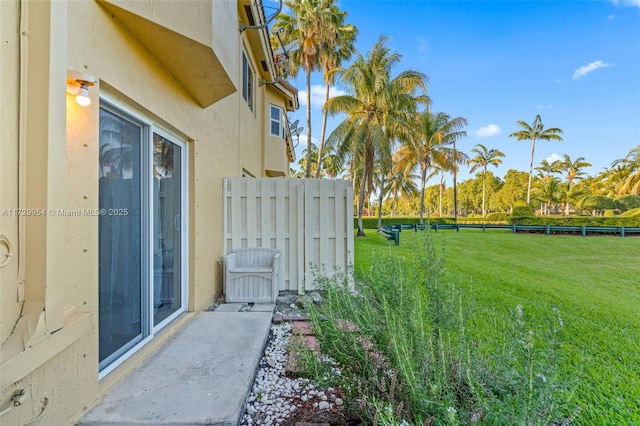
[223,178,353,294]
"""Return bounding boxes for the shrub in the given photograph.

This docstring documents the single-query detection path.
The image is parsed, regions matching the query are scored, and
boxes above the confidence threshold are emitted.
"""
[510,216,640,227]
[620,207,640,218]
[617,195,640,210]
[577,195,623,213]
[298,236,577,425]
[511,201,535,220]
[603,209,616,217]
[484,212,509,222]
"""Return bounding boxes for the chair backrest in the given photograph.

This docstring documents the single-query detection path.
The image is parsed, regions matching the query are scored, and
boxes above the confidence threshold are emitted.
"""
[232,247,280,267]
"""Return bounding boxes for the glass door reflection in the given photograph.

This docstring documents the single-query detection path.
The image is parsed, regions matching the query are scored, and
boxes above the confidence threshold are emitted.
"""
[153,133,182,326]
[98,107,143,368]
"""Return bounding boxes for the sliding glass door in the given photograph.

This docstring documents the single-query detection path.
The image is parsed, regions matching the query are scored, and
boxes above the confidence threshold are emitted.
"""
[99,98,187,373]
[152,132,182,326]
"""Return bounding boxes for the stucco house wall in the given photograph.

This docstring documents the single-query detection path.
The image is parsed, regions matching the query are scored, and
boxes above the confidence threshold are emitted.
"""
[0,1,297,424]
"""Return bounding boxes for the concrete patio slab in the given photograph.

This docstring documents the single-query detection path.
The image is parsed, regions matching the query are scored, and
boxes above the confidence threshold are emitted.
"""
[250,303,275,312]
[77,309,273,425]
[215,303,245,312]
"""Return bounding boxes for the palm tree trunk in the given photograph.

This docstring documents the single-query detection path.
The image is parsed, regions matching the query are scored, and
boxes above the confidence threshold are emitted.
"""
[315,83,331,178]
[439,173,444,216]
[527,138,536,204]
[419,165,427,225]
[482,167,487,217]
[453,141,458,222]
[377,174,385,229]
[357,161,367,236]
[305,68,313,178]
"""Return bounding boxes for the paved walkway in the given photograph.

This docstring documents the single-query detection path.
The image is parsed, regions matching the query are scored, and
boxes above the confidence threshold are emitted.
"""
[78,304,273,426]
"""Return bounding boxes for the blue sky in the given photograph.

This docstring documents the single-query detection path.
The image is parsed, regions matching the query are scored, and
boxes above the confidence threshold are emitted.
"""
[279,0,640,184]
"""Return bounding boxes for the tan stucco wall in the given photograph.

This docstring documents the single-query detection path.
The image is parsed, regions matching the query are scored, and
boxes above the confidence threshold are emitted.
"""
[238,38,264,178]
[0,1,294,424]
[0,0,21,345]
[264,88,290,176]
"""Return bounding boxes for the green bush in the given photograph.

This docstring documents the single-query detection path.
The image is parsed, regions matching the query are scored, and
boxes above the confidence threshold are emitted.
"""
[603,209,616,217]
[577,195,623,211]
[298,237,577,425]
[509,216,640,227]
[355,215,512,229]
[617,195,640,210]
[484,212,509,222]
[356,212,640,229]
[511,201,535,219]
[620,207,640,218]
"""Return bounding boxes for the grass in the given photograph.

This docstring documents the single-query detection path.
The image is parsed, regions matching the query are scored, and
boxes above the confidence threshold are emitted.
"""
[354,229,640,425]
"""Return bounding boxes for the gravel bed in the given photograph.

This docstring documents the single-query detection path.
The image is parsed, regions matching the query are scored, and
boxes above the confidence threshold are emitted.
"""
[240,306,348,425]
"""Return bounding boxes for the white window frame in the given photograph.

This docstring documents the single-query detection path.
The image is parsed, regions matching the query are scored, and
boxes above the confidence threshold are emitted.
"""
[98,93,189,379]
[269,105,284,138]
[242,50,255,113]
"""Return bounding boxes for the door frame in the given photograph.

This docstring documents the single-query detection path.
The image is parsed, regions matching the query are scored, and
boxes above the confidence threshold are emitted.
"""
[98,93,189,379]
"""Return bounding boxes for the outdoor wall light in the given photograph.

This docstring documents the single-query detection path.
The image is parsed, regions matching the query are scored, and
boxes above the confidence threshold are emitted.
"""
[67,70,96,106]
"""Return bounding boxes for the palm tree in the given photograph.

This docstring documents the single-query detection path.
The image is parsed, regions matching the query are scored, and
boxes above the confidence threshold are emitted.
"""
[509,115,563,204]
[532,177,562,215]
[384,165,419,217]
[559,184,589,216]
[296,143,320,177]
[610,145,640,195]
[274,0,339,177]
[469,144,505,217]
[394,110,467,224]
[438,171,446,216]
[325,36,428,236]
[375,153,392,229]
[535,158,562,182]
[557,154,591,214]
[578,172,613,198]
[315,7,357,178]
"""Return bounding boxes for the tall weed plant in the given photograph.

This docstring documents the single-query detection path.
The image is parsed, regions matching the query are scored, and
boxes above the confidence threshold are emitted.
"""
[298,234,577,425]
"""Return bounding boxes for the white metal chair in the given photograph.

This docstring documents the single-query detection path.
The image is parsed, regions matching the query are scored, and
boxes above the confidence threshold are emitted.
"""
[223,247,281,303]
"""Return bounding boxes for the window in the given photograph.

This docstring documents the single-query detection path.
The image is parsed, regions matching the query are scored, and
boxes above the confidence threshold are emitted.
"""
[98,95,188,376]
[242,51,254,112]
[270,105,284,138]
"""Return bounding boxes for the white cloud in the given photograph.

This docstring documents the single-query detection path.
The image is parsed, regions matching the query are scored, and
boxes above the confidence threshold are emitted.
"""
[299,85,347,108]
[572,60,612,80]
[545,153,562,164]
[474,124,502,138]
[297,134,319,148]
[609,0,640,9]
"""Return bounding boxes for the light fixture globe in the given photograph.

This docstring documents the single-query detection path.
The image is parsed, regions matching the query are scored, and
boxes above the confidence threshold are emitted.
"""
[76,83,91,106]
[67,70,96,107]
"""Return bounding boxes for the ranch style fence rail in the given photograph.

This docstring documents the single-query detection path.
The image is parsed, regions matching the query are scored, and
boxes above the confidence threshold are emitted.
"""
[223,178,354,294]
[431,223,640,237]
[380,223,640,246]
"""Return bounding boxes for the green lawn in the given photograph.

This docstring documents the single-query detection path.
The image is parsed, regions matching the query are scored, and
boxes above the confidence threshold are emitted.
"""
[354,229,640,425]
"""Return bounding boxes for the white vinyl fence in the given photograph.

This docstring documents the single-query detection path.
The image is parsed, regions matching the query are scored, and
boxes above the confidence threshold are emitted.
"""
[223,178,354,293]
